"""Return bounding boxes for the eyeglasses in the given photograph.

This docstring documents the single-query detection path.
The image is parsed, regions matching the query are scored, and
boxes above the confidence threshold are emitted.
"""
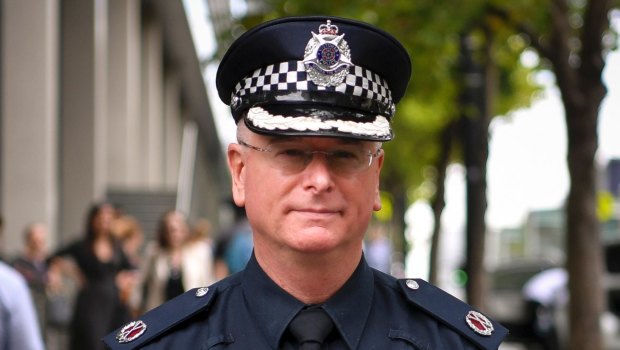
[237,139,382,175]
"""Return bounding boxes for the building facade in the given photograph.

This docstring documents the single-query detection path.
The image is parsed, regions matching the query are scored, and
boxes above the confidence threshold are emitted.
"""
[0,0,229,255]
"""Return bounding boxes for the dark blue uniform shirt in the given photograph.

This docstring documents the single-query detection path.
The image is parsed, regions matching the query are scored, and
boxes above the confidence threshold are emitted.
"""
[104,254,507,349]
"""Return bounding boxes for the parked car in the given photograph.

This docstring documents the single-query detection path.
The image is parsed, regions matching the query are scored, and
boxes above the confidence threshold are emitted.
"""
[487,259,560,348]
[488,241,620,350]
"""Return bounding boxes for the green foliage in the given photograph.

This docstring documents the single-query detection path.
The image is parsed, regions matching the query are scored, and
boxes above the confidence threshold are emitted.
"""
[238,0,542,206]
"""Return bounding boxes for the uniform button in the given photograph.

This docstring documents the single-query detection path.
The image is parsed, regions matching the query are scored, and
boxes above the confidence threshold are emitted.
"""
[406,279,419,290]
[195,287,209,297]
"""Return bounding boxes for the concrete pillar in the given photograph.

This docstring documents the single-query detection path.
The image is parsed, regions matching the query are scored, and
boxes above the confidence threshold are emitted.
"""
[164,71,182,189]
[141,17,164,188]
[60,0,109,239]
[1,1,60,254]
[107,0,141,188]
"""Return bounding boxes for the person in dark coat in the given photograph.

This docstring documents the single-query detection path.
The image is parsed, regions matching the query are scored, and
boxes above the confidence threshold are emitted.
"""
[53,202,135,350]
[104,16,508,349]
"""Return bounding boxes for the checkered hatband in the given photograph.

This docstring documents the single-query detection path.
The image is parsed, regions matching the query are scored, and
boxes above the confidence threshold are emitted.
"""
[230,61,395,120]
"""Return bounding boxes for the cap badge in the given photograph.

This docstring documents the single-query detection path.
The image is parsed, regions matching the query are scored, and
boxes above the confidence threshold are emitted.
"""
[465,310,494,336]
[303,20,352,87]
[116,320,147,343]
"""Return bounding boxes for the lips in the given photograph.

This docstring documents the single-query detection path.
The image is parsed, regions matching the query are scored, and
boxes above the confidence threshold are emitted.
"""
[292,208,342,219]
[286,197,345,216]
[299,208,337,213]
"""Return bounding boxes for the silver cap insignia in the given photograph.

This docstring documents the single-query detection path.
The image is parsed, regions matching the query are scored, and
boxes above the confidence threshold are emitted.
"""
[303,20,352,87]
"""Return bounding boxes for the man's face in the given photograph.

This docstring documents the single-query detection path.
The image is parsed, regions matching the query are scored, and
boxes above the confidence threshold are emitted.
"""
[28,225,47,253]
[227,126,384,256]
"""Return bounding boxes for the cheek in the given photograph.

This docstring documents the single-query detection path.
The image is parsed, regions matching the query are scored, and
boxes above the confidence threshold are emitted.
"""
[243,168,281,216]
[353,176,381,209]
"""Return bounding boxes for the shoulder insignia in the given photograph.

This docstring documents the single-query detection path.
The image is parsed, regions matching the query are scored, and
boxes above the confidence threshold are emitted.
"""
[102,286,217,349]
[398,278,508,350]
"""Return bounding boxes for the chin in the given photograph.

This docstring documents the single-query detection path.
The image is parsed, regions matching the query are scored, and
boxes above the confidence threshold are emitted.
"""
[287,227,343,252]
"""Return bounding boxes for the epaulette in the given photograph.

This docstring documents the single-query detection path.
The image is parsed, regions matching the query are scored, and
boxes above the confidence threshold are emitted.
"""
[398,278,508,350]
[102,286,217,349]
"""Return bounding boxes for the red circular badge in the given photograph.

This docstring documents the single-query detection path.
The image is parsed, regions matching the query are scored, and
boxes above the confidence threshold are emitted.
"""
[465,311,494,336]
[116,320,148,343]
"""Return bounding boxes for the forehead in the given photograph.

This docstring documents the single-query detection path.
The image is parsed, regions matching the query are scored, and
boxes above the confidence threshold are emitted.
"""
[30,225,46,237]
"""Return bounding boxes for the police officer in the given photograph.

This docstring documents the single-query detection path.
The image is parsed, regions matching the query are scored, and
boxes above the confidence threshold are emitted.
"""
[104,16,508,349]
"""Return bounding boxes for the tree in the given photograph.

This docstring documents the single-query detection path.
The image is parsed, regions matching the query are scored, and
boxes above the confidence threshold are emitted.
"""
[489,0,618,348]
[458,28,494,310]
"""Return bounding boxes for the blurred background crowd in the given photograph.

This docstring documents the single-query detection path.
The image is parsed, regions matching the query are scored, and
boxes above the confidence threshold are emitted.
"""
[0,200,280,349]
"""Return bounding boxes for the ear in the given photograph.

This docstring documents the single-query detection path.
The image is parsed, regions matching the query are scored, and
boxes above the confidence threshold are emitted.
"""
[372,150,384,211]
[227,143,246,207]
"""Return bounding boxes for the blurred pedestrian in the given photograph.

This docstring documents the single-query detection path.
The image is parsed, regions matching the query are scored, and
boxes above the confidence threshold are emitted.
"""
[189,218,213,245]
[213,202,252,279]
[111,214,144,269]
[138,210,214,313]
[364,226,392,274]
[0,260,45,350]
[51,202,135,350]
[11,222,73,350]
[110,214,144,317]
[522,267,567,350]
[12,223,49,331]
[188,217,217,279]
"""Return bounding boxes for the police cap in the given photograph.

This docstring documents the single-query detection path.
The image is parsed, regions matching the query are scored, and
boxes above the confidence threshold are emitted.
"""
[216,16,411,141]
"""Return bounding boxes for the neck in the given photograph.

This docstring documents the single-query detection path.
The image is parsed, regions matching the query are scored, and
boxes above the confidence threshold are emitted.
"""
[254,243,362,304]
[25,249,45,262]
[93,230,109,241]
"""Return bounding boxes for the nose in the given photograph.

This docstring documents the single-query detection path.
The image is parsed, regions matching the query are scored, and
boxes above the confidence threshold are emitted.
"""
[302,153,334,192]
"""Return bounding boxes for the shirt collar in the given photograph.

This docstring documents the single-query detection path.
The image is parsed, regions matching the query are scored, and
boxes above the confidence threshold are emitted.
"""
[323,255,374,349]
[242,254,305,348]
[242,253,374,349]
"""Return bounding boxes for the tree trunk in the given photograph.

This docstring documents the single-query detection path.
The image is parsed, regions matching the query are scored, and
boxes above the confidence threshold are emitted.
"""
[459,31,491,310]
[486,0,611,346]
[564,101,605,350]
[546,1,610,348]
[560,76,606,350]
[429,121,456,285]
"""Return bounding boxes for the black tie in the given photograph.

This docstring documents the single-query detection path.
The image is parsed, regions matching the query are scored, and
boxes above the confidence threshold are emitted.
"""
[288,306,334,350]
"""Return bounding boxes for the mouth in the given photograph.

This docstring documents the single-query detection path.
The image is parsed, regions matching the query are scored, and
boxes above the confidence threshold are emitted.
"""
[293,208,341,218]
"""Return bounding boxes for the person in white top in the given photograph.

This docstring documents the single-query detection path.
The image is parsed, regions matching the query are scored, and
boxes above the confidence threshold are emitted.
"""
[137,210,215,313]
[0,261,45,350]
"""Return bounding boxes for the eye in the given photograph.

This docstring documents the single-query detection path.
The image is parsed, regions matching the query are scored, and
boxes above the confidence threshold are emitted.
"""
[273,145,308,160]
[281,149,306,157]
[331,150,359,160]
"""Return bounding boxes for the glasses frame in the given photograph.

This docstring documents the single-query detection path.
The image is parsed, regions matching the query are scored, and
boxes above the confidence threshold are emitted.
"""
[237,139,382,174]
